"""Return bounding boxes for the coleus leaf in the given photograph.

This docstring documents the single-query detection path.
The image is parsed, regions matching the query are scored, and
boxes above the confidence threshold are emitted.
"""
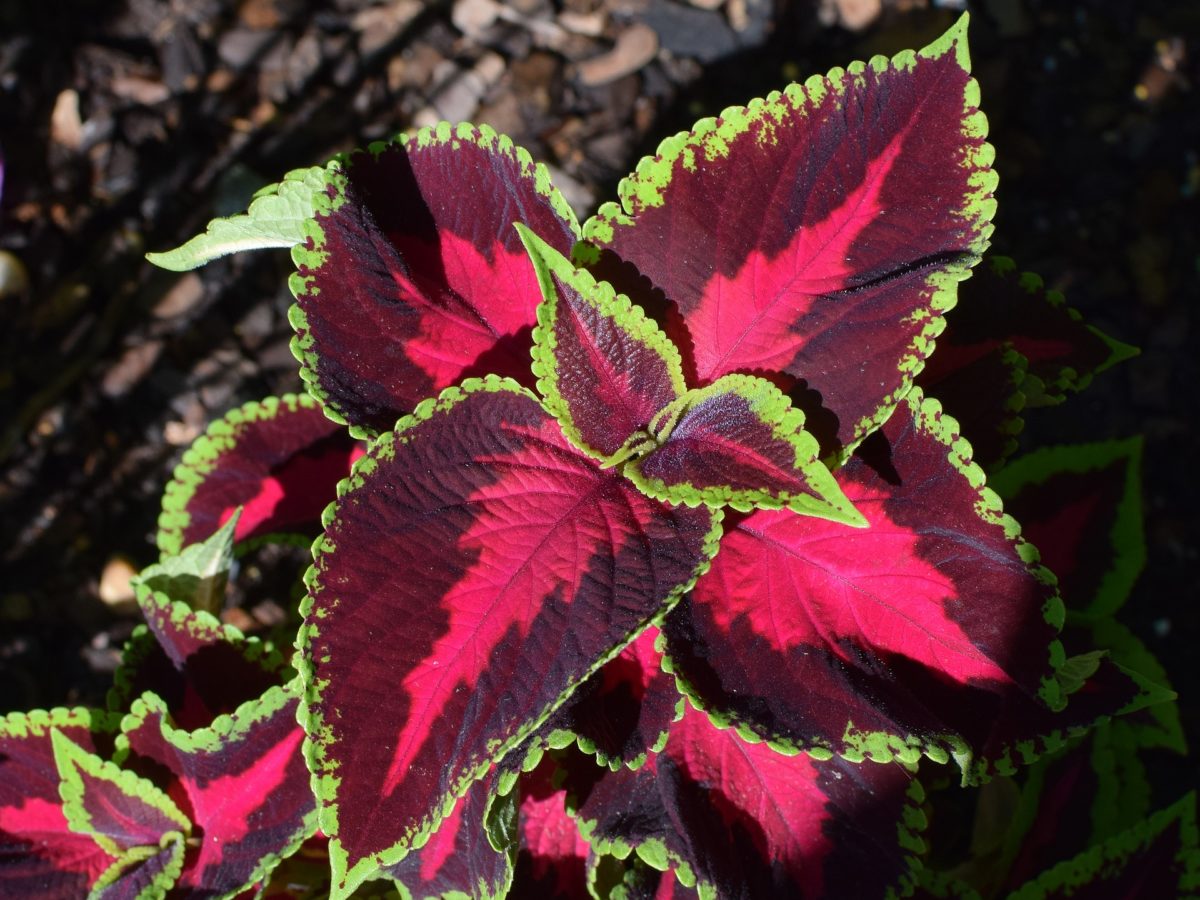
[572,703,927,899]
[941,256,1138,408]
[1006,793,1200,899]
[114,684,316,898]
[157,394,361,558]
[989,438,1144,621]
[146,166,327,271]
[111,588,287,731]
[288,122,581,436]
[581,14,996,453]
[558,625,682,770]
[51,729,190,859]
[627,375,866,524]
[661,387,1067,775]
[298,375,721,897]
[511,757,591,900]
[519,224,685,461]
[916,338,1027,471]
[382,767,516,900]
[0,708,121,899]
[521,228,861,524]
[89,836,185,900]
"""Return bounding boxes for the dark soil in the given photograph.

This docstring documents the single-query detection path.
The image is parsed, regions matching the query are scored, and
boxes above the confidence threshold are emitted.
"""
[2,0,1197,812]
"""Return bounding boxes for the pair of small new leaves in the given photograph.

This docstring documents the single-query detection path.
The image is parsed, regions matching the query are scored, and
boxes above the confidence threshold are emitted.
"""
[517,224,866,529]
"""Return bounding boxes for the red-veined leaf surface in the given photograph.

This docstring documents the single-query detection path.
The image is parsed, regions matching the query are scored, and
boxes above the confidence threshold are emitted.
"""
[51,729,189,857]
[382,767,515,900]
[114,685,315,898]
[628,374,864,524]
[520,225,685,461]
[557,625,681,770]
[573,704,926,899]
[582,15,995,451]
[0,709,119,899]
[989,439,1144,620]
[111,590,286,731]
[157,394,361,556]
[289,122,580,435]
[940,256,1137,408]
[662,388,1066,776]
[299,376,721,897]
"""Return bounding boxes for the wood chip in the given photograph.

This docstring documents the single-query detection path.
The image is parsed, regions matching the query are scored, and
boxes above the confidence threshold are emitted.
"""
[50,89,84,151]
[577,22,659,87]
[98,556,138,611]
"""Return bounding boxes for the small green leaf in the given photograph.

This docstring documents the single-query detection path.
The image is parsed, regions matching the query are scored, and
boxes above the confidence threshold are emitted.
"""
[133,512,240,616]
[1057,651,1106,696]
[145,167,326,271]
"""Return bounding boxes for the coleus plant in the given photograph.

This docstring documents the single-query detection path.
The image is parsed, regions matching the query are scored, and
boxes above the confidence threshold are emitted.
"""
[3,13,1186,900]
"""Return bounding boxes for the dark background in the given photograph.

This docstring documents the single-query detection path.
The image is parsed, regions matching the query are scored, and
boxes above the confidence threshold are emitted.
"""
[1,0,1196,806]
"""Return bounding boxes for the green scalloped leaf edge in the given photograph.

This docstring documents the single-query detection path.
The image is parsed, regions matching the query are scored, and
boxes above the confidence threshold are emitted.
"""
[581,13,997,458]
[660,387,1069,784]
[0,705,121,741]
[287,121,582,440]
[296,374,723,900]
[517,223,686,463]
[988,437,1144,621]
[112,681,317,900]
[985,256,1140,407]
[568,704,928,900]
[146,166,328,271]
[389,783,518,900]
[625,373,866,527]
[1007,792,1200,899]
[89,832,186,900]
[107,589,289,715]
[52,729,192,859]
[157,393,334,557]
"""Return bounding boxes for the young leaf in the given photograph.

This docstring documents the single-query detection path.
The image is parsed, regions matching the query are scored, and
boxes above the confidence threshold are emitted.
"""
[627,374,865,525]
[111,589,287,731]
[289,122,581,435]
[298,376,721,898]
[661,388,1067,774]
[572,703,927,899]
[582,14,996,452]
[382,768,516,900]
[989,438,1144,621]
[518,224,685,461]
[51,729,190,857]
[157,393,361,557]
[1006,793,1200,899]
[557,625,682,771]
[114,684,316,898]
[145,167,327,271]
[135,514,239,617]
[0,708,121,899]
[942,256,1138,408]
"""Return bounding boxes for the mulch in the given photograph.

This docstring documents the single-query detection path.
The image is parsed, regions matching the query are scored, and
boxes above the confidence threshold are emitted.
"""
[1,0,1196,799]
